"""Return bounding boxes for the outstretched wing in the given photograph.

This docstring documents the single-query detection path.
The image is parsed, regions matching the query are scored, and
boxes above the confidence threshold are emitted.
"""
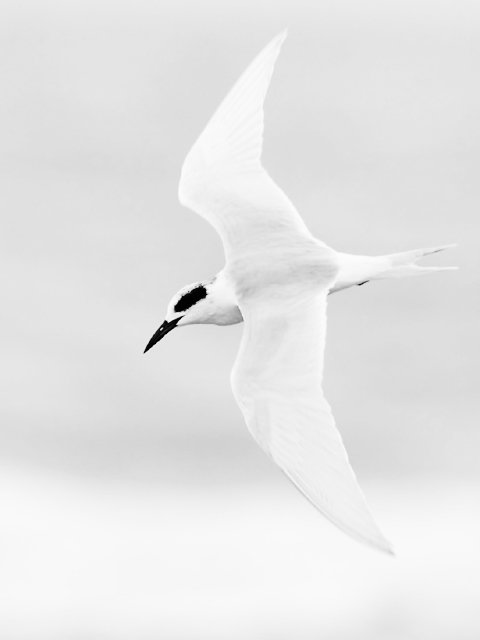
[231,290,393,554]
[178,31,313,260]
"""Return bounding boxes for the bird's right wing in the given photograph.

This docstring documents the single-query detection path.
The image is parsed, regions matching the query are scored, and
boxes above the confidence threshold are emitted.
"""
[178,31,314,260]
[231,290,393,554]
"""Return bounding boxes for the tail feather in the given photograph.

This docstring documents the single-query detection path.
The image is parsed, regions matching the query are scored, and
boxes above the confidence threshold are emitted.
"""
[385,244,458,277]
[331,244,457,293]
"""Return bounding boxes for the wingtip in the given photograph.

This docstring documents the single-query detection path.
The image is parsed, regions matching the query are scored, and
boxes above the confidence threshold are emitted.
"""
[350,528,395,556]
[352,528,395,555]
[267,29,288,53]
[375,538,396,557]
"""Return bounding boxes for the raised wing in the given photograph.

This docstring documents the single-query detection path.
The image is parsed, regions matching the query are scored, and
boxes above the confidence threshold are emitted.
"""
[231,290,393,554]
[178,31,313,260]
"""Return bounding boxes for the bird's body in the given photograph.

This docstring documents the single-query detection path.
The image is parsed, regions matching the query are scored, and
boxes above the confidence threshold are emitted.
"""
[145,31,455,554]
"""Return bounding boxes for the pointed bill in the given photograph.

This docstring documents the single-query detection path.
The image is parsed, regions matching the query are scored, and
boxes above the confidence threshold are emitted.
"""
[144,318,181,353]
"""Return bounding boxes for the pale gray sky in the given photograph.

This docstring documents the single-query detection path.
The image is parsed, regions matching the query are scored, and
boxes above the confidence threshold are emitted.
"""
[1,1,479,636]
[2,0,476,478]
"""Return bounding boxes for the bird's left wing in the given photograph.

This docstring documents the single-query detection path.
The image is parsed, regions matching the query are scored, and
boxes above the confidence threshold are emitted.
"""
[231,290,393,554]
[178,31,313,259]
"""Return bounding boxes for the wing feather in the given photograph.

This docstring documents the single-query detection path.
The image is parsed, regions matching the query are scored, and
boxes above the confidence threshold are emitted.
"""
[178,31,312,258]
[231,291,393,554]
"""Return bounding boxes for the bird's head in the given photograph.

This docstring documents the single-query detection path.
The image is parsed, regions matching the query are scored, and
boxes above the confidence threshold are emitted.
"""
[144,277,242,353]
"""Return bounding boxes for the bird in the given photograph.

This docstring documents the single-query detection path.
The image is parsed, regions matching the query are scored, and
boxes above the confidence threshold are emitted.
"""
[144,31,455,554]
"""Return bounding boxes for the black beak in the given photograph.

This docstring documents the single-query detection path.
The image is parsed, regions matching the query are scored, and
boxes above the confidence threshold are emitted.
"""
[144,318,181,353]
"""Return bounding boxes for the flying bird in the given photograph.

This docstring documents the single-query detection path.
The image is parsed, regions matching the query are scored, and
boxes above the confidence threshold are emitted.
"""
[145,31,455,553]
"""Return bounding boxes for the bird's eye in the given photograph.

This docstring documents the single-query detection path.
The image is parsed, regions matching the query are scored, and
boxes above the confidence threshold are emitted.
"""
[174,285,207,313]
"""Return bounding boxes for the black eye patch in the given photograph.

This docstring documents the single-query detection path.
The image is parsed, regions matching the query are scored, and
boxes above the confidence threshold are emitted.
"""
[174,285,207,313]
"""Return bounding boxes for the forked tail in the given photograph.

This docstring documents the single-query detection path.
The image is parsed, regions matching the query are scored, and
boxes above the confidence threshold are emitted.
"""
[384,244,457,277]
[331,244,457,293]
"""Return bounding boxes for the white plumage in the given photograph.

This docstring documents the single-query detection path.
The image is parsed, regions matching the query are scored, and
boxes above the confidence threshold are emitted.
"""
[145,31,455,553]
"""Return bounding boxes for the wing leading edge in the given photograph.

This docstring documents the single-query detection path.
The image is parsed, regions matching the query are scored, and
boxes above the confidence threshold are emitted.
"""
[178,31,313,259]
[231,291,393,554]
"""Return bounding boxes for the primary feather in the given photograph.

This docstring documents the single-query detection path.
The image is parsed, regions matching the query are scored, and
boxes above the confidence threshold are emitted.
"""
[231,288,393,553]
[178,30,314,261]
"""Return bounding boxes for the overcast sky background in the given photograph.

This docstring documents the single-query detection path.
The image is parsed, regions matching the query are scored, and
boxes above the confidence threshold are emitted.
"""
[1,0,479,638]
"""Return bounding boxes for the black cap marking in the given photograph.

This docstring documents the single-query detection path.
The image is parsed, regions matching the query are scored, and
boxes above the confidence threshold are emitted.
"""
[173,285,207,313]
